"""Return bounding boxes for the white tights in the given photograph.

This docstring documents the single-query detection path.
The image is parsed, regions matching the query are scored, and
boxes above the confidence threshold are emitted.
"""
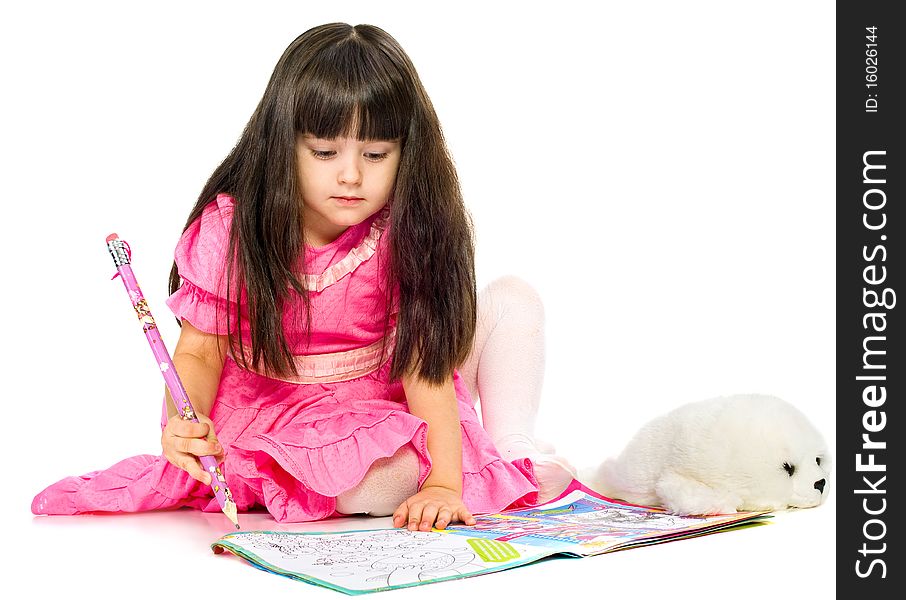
[334,276,575,516]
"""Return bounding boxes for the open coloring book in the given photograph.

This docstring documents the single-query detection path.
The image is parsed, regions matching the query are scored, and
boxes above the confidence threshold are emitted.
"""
[211,482,771,594]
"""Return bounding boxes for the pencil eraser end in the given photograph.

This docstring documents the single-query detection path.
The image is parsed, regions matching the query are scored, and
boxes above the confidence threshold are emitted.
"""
[106,233,119,243]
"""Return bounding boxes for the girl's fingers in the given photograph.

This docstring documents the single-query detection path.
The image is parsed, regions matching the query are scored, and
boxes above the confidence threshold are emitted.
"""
[393,499,473,531]
[175,454,210,484]
[170,418,210,438]
[163,428,221,482]
[172,433,222,458]
[392,503,408,528]
[458,507,476,526]
[419,504,440,531]
[435,508,453,530]
[195,438,223,458]
[407,503,424,531]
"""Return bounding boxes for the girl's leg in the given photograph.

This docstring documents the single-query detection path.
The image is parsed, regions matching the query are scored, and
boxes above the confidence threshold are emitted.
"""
[335,444,419,516]
[459,276,576,503]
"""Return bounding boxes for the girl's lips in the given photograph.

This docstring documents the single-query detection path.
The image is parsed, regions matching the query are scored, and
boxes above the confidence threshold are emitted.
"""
[333,196,365,205]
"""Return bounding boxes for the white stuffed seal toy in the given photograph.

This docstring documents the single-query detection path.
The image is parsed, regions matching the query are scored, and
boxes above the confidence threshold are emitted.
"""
[581,394,831,515]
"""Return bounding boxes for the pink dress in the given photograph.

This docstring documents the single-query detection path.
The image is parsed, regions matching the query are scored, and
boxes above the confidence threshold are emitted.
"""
[32,193,540,522]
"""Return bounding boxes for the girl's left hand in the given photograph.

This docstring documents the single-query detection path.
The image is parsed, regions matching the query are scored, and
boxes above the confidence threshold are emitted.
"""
[392,485,477,531]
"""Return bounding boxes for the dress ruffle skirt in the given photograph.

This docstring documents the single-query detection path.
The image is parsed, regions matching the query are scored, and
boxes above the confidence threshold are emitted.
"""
[32,357,540,522]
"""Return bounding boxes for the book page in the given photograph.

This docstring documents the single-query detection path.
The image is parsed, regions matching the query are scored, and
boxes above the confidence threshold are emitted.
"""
[213,490,770,592]
[444,490,768,555]
[215,528,552,594]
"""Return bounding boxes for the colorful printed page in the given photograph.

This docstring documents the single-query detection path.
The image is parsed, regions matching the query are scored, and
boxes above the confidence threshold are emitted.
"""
[442,488,770,556]
[211,486,770,595]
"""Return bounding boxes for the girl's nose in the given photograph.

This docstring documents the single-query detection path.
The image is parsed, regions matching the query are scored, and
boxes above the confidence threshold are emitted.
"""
[338,158,362,185]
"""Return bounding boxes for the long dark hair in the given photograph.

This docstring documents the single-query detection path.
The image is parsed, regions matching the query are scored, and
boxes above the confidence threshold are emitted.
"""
[168,23,476,385]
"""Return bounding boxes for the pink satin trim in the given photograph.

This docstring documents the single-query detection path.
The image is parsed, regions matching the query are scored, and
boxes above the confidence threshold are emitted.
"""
[239,329,396,384]
[303,208,389,293]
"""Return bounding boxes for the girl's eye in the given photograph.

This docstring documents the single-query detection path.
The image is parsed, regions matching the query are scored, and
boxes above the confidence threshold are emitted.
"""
[309,150,388,161]
[816,457,822,466]
[782,462,795,477]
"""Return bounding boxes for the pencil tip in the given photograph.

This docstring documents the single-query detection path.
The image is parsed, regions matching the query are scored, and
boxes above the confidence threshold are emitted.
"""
[223,500,240,530]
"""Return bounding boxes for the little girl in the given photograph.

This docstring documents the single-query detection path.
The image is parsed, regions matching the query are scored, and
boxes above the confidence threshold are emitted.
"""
[32,23,575,530]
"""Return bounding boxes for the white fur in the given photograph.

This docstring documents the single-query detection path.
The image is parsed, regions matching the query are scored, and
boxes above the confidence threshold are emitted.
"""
[580,394,831,515]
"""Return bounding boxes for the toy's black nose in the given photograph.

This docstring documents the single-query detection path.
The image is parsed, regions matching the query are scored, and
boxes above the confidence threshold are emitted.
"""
[814,478,826,494]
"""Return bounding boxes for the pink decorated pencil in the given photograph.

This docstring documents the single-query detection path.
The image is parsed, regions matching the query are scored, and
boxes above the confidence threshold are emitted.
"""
[106,233,240,529]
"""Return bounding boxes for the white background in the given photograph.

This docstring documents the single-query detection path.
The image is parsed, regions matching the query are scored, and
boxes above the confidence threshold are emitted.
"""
[1,1,835,598]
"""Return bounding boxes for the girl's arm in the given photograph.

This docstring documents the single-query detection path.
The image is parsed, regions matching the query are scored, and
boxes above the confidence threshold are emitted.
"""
[161,319,229,484]
[165,319,228,418]
[393,371,477,531]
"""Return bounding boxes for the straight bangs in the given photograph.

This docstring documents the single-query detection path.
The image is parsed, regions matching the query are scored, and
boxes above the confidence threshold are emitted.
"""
[294,36,414,142]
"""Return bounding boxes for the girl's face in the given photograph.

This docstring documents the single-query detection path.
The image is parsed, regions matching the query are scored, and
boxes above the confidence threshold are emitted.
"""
[296,133,402,247]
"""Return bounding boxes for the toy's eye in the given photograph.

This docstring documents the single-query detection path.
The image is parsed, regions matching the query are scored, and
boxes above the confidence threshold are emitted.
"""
[782,462,795,476]
[816,457,822,466]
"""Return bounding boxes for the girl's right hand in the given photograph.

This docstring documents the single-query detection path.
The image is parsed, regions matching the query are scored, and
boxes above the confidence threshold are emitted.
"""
[161,413,225,485]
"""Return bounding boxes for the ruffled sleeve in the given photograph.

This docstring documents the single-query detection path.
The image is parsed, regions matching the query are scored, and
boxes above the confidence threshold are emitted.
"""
[165,193,243,335]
